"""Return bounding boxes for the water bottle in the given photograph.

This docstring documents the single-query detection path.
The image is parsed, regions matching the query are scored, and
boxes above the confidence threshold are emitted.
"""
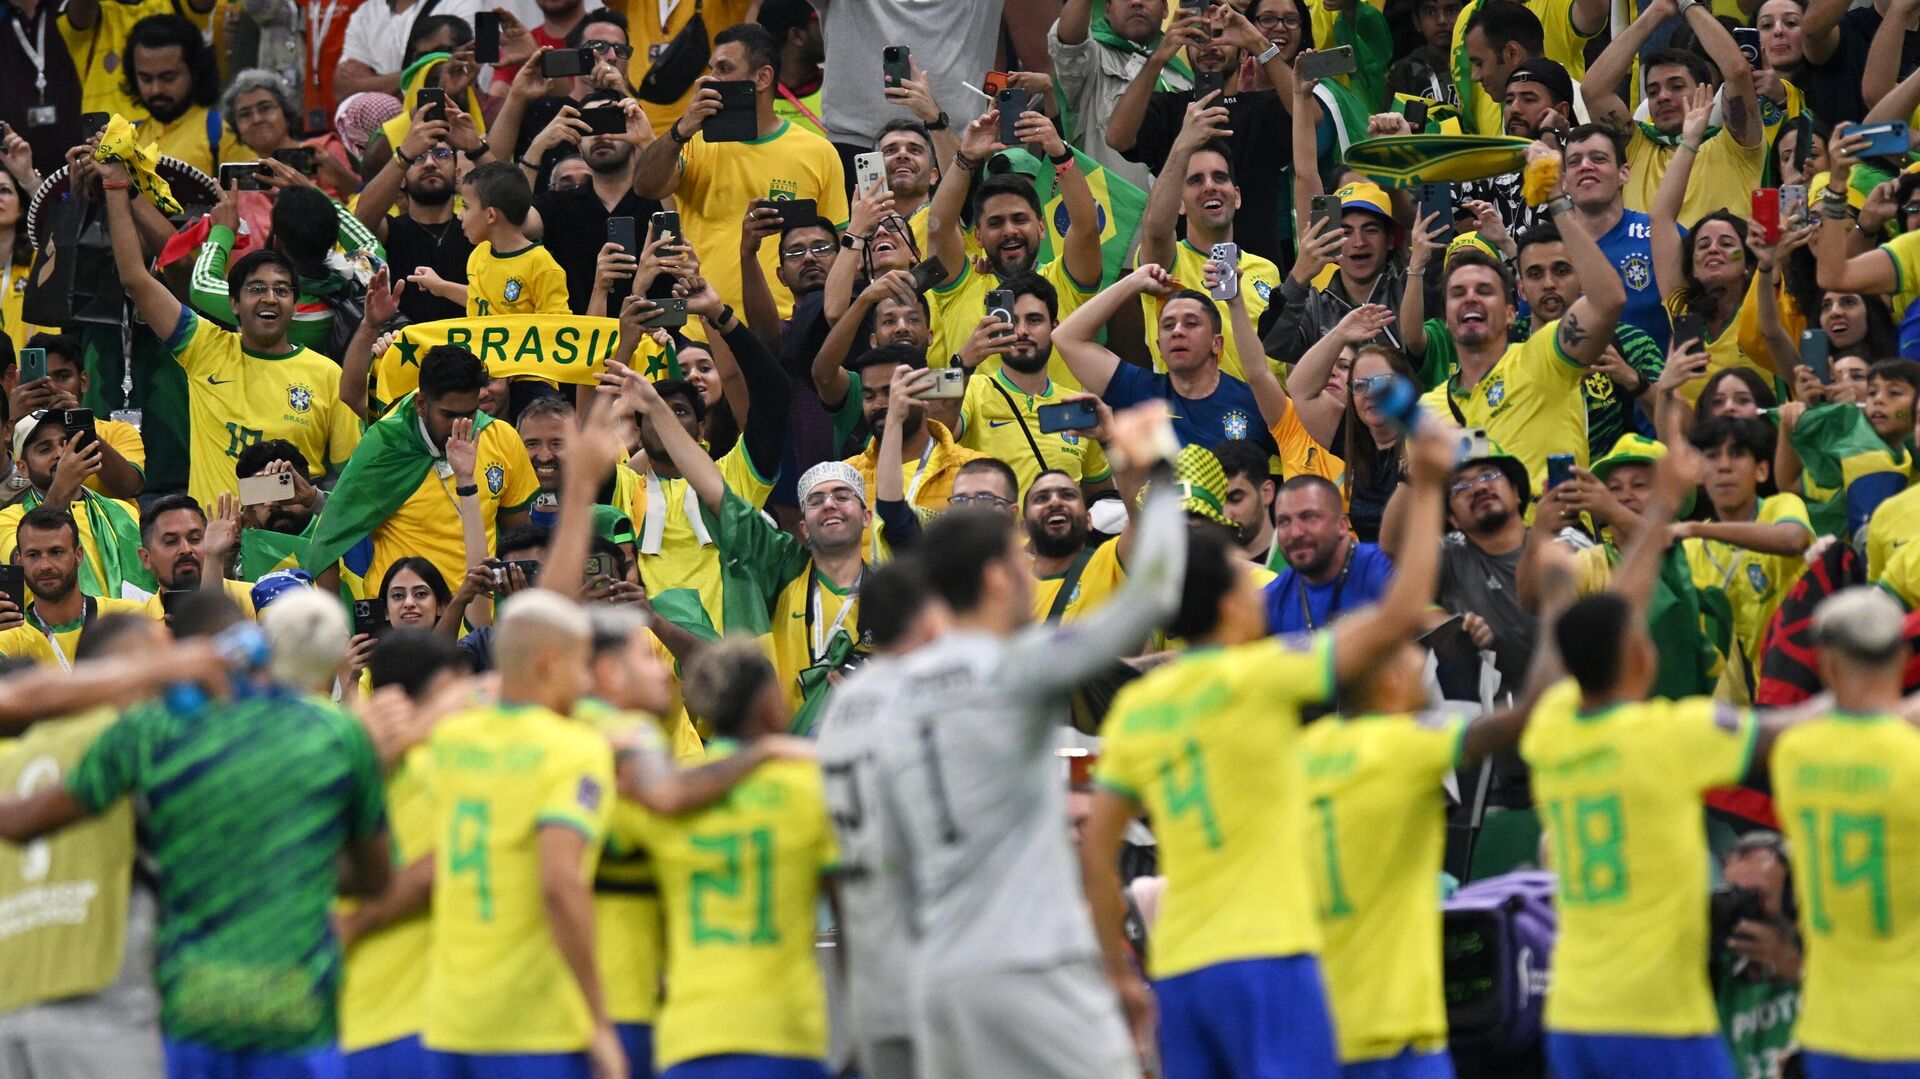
[164,622,273,714]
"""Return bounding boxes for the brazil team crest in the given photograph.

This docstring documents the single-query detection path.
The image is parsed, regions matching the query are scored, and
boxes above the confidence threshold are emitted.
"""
[1623,253,1652,291]
[286,383,313,413]
[503,278,524,303]
[1484,377,1506,408]
[1222,409,1250,440]
[485,463,506,495]
[1253,280,1273,302]
[1747,563,1770,595]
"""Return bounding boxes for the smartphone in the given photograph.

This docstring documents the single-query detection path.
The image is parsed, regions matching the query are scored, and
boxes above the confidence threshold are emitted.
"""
[79,112,109,140]
[272,147,316,175]
[650,210,682,247]
[912,368,967,401]
[218,162,268,191]
[351,599,389,637]
[504,559,543,585]
[1800,328,1832,383]
[417,87,448,124]
[584,554,608,579]
[996,87,1032,145]
[1404,99,1429,131]
[985,289,1015,323]
[1037,399,1099,434]
[1209,242,1239,300]
[1854,120,1910,159]
[583,104,626,136]
[540,47,594,78]
[1297,46,1357,82]
[855,151,886,194]
[0,564,26,613]
[607,216,638,259]
[158,589,189,621]
[1417,181,1452,231]
[1750,187,1781,245]
[883,45,912,88]
[1780,183,1808,227]
[16,347,44,384]
[1673,313,1708,352]
[1733,26,1761,67]
[982,70,1011,97]
[1309,193,1337,235]
[647,298,689,328]
[703,80,759,142]
[771,197,818,226]
[61,408,95,451]
[474,10,501,64]
[1192,70,1226,102]
[238,471,297,506]
[1546,453,1575,490]
[909,256,950,293]
[1179,0,1207,10]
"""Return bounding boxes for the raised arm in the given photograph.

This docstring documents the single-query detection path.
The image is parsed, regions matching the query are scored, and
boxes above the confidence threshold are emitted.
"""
[604,360,727,512]
[1813,126,1899,294]
[1684,5,1759,146]
[1329,419,1453,685]
[1614,438,1698,617]
[1218,261,1293,429]
[1055,265,1177,396]
[682,275,790,478]
[1140,93,1232,270]
[1106,10,1205,156]
[1651,88,1708,305]
[1581,0,1674,131]
[1291,62,1325,209]
[634,79,720,199]
[1802,0,1856,61]
[929,112,1003,279]
[826,179,897,323]
[1547,183,1627,366]
[1860,0,1920,108]
[101,162,185,343]
[1287,304,1394,445]
[1398,211,1444,358]
[814,274,910,409]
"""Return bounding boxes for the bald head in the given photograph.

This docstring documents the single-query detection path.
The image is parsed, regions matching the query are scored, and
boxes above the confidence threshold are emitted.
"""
[496,590,592,709]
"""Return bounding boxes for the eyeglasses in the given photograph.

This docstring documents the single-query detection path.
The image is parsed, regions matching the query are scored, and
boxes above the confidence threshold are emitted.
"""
[1449,470,1506,495]
[1255,13,1302,28]
[781,241,837,261]
[583,40,636,60]
[803,488,862,509]
[949,493,1012,510]
[242,282,296,297]
[414,146,458,162]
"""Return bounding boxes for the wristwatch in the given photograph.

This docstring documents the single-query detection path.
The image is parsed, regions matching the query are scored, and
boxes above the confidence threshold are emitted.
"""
[669,122,694,145]
[1544,194,1574,217]
[841,233,867,251]
[1255,41,1282,65]
[709,303,737,328]
[925,111,950,132]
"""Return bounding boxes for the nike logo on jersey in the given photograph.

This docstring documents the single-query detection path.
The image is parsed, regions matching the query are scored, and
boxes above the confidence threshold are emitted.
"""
[989,420,1016,428]
[207,375,234,386]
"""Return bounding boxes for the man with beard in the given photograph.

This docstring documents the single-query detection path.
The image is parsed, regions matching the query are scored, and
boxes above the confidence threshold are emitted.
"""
[122,13,239,177]
[1025,470,1115,623]
[11,334,145,501]
[839,344,988,558]
[1213,438,1276,563]
[0,412,155,601]
[352,96,477,327]
[0,508,154,667]
[1050,0,1192,191]
[953,274,1113,498]
[742,214,839,345]
[759,0,825,137]
[135,494,259,621]
[231,441,352,589]
[1262,475,1393,635]
[1457,59,1578,244]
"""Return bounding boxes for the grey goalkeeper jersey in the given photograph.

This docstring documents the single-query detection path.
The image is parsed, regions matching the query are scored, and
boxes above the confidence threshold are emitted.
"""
[875,484,1188,976]
[816,654,920,1043]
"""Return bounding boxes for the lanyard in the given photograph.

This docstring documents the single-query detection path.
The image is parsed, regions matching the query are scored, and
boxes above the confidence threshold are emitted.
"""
[12,12,47,98]
[805,566,861,664]
[1297,542,1354,631]
[30,597,96,673]
[903,436,936,504]
[776,81,824,131]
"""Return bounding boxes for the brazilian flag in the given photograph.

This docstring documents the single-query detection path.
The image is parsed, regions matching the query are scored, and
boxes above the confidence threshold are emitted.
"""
[240,524,369,605]
[991,145,1147,289]
[1787,403,1911,544]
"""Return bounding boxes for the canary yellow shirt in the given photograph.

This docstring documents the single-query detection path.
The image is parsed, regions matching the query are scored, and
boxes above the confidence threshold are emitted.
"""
[1876,230,1920,327]
[624,0,758,136]
[637,743,838,1070]
[132,104,244,178]
[1866,482,1920,584]
[675,121,849,321]
[1449,0,1597,135]
[0,496,144,601]
[614,443,775,637]
[1521,681,1756,1035]
[0,596,154,666]
[1663,289,1772,407]
[769,569,858,717]
[928,256,1096,390]
[1303,711,1466,1064]
[422,703,615,1054]
[466,242,571,318]
[1147,239,1282,381]
[338,745,435,1051]
[845,420,988,561]
[82,418,144,496]
[1031,536,1126,624]
[137,578,258,621]
[1683,494,1810,683]
[957,369,1112,497]
[1096,633,1337,977]
[58,0,173,118]
[1773,712,1920,1063]
[1419,325,1589,491]
[363,419,539,601]
[165,310,362,512]
[1624,127,1766,230]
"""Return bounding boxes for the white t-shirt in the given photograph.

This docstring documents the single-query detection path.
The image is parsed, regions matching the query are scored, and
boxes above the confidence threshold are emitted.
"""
[339,0,553,75]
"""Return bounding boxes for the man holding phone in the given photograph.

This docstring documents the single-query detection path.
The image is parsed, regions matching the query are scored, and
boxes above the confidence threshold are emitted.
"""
[632,24,848,323]
[836,344,989,557]
[11,335,145,502]
[1049,0,1195,191]
[0,412,156,602]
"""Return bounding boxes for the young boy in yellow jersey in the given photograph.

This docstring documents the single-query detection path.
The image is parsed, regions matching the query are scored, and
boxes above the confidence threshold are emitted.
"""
[420,591,623,1079]
[1524,441,1822,1079]
[1773,588,1920,1079]
[636,638,838,1079]
[1082,415,1460,1079]
[1678,415,1812,698]
[409,161,570,318]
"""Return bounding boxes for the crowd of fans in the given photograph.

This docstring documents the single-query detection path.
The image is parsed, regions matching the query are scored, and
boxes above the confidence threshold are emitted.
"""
[2,0,1920,1075]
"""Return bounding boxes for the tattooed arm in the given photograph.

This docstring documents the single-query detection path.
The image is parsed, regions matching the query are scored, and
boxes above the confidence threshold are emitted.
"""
[1550,199,1625,367]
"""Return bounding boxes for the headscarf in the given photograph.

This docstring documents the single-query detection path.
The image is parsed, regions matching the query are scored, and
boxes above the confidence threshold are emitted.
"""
[335,92,405,161]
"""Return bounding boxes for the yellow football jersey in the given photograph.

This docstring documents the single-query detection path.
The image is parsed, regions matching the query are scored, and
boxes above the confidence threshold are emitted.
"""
[1096,633,1336,977]
[58,0,173,117]
[1419,327,1588,491]
[364,419,539,600]
[576,700,673,1026]
[85,418,145,496]
[613,443,775,637]
[1624,129,1765,231]
[1683,494,1811,682]
[0,596,153,667]
[0,496,146,602]
[1773,712,1920,1062]
[1520,680,1755,1036]
[165,312,362,512]
[1031,538,1126,624]
[1866,482,1920,584]
[1302,711,1465,1063]
[957,370,1112,497]
[1878,230,1920,329]
[339,746,436,1051]
[466,242,571,318]
[769,570,858,717]
[638,743,838,1070]
[137,578,258,621]
[421,703,615,1054]
[132,104,244,178]
[928,257,1095,390]
[1146,239,1283,381]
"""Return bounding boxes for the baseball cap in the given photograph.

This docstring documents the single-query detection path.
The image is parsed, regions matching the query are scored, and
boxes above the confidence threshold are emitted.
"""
[1451,427,1532,510]
[1590,432,1666,480]
[10,411,57,462]
[593,504,636,546]
[1506,58,1576,111]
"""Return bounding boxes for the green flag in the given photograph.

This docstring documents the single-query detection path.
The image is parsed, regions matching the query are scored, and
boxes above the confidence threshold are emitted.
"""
[1331,4,1394,114]
[991,144,1147,288]
[19,490,154,599]
[302,393,495,573]
[1788,403,1907,540]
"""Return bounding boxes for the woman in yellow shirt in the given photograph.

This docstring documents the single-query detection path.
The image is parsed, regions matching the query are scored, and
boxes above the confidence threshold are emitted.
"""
[0,161,41,343]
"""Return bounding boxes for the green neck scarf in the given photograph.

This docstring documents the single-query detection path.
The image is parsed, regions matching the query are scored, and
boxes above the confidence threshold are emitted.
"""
[23,490,153,599]
[1055,15,1193,143]
[302,393,495,572]
[1636,119,1721,148]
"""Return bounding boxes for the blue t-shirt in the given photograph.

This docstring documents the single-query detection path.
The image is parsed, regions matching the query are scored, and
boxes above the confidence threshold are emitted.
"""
[1263,540,1395,635]
[1595,209,1677,355]
[1101,364,1275,454]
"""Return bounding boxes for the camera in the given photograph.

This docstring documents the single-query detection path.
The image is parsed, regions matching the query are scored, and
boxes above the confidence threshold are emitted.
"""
[1709,883,1767,949]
